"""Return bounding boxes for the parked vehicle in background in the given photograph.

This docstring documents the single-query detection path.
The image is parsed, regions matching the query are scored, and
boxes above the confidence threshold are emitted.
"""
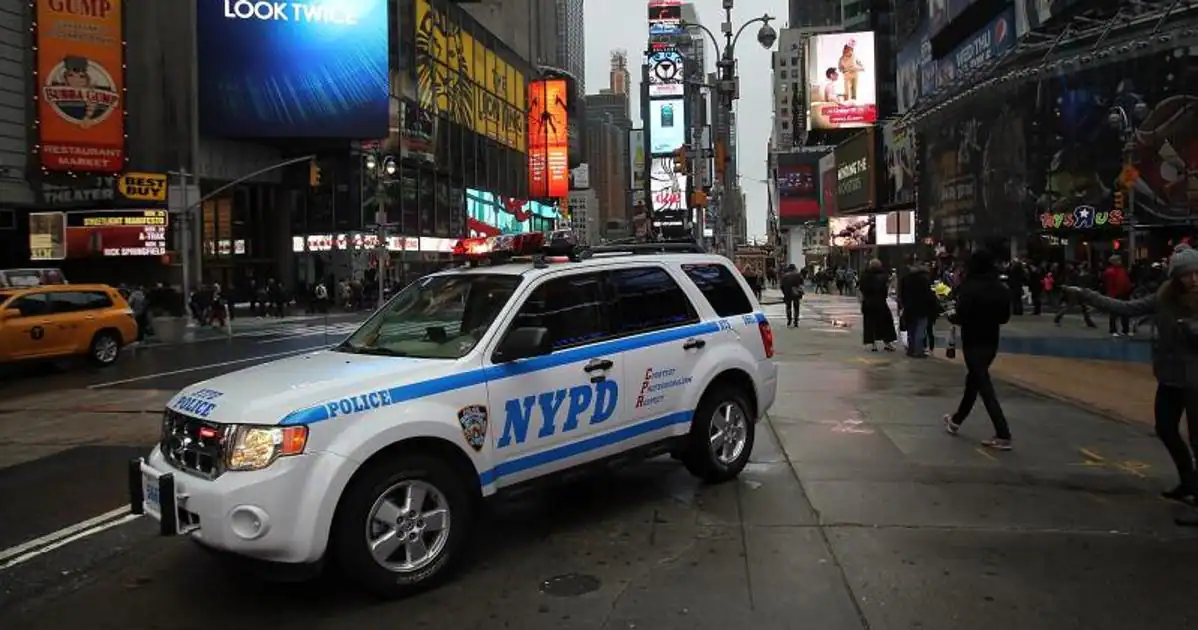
[0,283,137,367]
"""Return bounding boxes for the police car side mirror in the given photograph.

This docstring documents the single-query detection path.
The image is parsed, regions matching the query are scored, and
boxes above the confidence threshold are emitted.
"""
[494,326,552,362]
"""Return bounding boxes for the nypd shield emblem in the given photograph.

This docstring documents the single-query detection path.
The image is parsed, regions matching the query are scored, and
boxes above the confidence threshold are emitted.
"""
[457,405,488,451]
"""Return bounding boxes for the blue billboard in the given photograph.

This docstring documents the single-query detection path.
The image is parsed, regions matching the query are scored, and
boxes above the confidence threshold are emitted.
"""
[197,0,390,138]
[939,8,1015,89]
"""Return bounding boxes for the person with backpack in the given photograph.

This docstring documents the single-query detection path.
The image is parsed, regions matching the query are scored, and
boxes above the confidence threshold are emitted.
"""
[779,264,805,327]
[1066,244,1198,526]
[943,250,1014,450]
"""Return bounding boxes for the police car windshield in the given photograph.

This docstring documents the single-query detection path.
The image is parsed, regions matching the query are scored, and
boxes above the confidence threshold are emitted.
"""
[336,273,522,359]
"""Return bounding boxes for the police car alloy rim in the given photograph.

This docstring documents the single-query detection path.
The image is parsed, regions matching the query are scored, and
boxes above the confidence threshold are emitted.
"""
[94,336,118,363]
[365,479,452,572]
[710,402,748,465]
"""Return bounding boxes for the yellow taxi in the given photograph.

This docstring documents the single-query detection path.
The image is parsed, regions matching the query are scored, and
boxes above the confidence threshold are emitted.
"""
[0,284,138,367]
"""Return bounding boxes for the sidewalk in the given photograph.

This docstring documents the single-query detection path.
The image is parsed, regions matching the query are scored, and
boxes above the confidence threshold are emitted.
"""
[796,294,1158,427]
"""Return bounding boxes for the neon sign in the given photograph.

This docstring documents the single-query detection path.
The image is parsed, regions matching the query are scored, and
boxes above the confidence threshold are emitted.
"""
[1039,206,1123,230]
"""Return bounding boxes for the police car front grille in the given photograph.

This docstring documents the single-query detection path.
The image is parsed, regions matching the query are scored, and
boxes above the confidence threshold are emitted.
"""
[161,409,229,480]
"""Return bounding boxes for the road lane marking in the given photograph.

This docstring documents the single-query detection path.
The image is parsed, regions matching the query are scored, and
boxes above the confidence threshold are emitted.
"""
[0,506,131,564]
[1079,448,1106,462]
[0,513,142,571]
[974,447,998,462]
[87,346,328,389]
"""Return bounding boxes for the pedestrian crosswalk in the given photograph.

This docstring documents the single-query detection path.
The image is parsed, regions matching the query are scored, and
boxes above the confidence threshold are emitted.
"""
[241,322,361,342]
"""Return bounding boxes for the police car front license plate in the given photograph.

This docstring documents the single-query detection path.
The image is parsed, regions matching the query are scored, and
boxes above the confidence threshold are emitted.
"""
[142,472,161,521]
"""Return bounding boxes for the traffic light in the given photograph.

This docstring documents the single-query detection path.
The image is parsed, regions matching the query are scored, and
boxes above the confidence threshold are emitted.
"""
[673,148,687,174]
[309,160,322,187]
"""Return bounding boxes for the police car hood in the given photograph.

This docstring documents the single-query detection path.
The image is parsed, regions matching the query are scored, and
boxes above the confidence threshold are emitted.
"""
[166,350,455,425]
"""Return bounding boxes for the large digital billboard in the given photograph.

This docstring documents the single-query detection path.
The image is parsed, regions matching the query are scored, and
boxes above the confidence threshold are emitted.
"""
[648,99,685,154]
[819,152,838,218]
[466,189,559,236]
[648,48,684,98]
[872,211,915,245]
[36,0,126,172]
[196,0,390,138]
[776,153,822,224]
[528,79,570,197]
[649,159,686,212]
[30,210,167,260]
[806,31,878,130]
[835,129,877,214]
[648,0,682,36]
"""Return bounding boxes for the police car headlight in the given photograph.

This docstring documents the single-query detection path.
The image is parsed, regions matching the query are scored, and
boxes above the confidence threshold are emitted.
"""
[227,425,308,471]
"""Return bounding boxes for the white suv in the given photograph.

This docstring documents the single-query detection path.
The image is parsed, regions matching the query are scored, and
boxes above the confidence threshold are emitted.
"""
[130,240,778,597]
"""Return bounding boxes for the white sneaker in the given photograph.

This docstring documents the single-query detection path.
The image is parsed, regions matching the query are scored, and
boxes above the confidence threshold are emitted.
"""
[943,415,960,435]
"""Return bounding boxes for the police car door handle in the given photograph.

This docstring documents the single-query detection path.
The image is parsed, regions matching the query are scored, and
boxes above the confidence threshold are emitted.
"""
[583,359,613,372]
[683,338,706,350]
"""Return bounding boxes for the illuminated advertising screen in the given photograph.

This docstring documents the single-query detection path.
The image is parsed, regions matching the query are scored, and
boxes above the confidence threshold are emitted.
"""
[196,0,390,138]
[36,0,126,172]
[776,153,823,224]
[30,210,168,259]
[648,0,682,36]
[835,129,876,214]
[528,79,570,197]
[648,48,684,98]
[819,152,838,218]
[648,99,685,155]
[806,31,878,130]
[649,159,686,212]
[466,189,560,236]
[828,216,871,248]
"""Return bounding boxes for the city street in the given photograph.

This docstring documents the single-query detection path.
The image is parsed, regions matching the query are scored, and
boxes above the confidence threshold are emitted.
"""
[1,306,1196,630]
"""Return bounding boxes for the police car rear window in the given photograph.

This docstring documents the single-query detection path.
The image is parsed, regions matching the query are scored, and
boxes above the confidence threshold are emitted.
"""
[681,264,754,316]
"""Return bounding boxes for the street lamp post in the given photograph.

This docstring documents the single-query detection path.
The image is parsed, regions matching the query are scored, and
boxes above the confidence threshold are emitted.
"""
[683,2,776,257]
[364,150,398,310]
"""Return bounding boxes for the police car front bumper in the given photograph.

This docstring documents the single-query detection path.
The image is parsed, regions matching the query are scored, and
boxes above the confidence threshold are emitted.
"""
[128,446,347,564]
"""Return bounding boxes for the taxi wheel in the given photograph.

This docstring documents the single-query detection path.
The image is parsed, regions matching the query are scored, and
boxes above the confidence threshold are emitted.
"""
[683,386,755,483]
[332,454,474,599]
[88,331,122,367]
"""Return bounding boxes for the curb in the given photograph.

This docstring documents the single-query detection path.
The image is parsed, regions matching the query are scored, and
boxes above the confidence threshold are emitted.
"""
[929,352,1146,428]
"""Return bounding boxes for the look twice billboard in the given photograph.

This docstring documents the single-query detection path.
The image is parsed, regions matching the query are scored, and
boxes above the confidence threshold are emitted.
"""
[198,0,390,138]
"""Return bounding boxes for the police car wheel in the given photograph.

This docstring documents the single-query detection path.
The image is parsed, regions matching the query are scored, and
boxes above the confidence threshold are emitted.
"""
[683,387,755,483]
[332,454,474,598]
[89,331,121,367]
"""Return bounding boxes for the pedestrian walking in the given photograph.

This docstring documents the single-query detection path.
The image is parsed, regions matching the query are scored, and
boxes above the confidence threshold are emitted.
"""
[780,264,804,327]
[943,250,1014,450]
[1066,243,1198,526]
[1100,255,1133,337]
[859,259,897,352]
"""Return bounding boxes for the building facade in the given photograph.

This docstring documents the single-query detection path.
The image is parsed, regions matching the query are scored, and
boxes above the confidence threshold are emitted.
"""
[1,0,561,293]
[554,0,586,95]
[584,92,632,237]
[790,0,841,29]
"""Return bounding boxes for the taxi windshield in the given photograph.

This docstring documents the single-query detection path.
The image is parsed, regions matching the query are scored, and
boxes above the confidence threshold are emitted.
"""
[335,273,522,360]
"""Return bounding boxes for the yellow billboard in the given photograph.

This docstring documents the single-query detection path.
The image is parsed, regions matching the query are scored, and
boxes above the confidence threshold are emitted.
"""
[414,0,526,152]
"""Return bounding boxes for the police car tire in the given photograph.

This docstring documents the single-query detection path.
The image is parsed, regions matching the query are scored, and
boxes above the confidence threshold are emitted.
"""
[683,386,755,483]
[332,454,474,598]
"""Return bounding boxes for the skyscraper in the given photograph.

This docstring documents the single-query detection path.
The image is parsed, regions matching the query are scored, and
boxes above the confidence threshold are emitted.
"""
[609,50,631,96]
[555,0,586,93]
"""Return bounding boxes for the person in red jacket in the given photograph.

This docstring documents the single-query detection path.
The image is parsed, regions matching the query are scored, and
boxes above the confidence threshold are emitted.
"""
[1102,255,1133,336]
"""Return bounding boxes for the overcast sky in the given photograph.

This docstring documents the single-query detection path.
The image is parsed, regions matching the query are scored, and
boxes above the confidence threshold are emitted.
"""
[583,0,788,242]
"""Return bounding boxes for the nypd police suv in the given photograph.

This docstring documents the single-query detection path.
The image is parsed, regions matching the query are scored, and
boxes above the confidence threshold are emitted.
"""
[130,235,778,598]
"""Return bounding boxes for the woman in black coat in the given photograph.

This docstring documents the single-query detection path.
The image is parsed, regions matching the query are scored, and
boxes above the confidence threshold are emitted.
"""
[860,259,898,351]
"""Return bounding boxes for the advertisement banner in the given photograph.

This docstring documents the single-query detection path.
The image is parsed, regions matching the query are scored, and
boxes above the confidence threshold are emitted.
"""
[630,128,646,190]
[649,159,686,212]
[776,153,823,225]
[882,122,915,206]
[648,0,682,37]
[940,8,1015,88]
[466,189,559,236]
[819,152,837,218]
[835,129,876,214]
[528,79,570,198]
[197,0,389,139]
[648,98,685,154]
[414,0,527,151]
[896,25,923,115]
[31,209,168,259]
[872,211,916,245]
[648,47,685,98]
[828,216,871,248]
[36,0,125,172]
[806,31,878,130]
[919,27,937,100]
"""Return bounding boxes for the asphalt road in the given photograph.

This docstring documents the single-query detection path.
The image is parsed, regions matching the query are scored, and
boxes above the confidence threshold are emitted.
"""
[1,305,1197,629]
